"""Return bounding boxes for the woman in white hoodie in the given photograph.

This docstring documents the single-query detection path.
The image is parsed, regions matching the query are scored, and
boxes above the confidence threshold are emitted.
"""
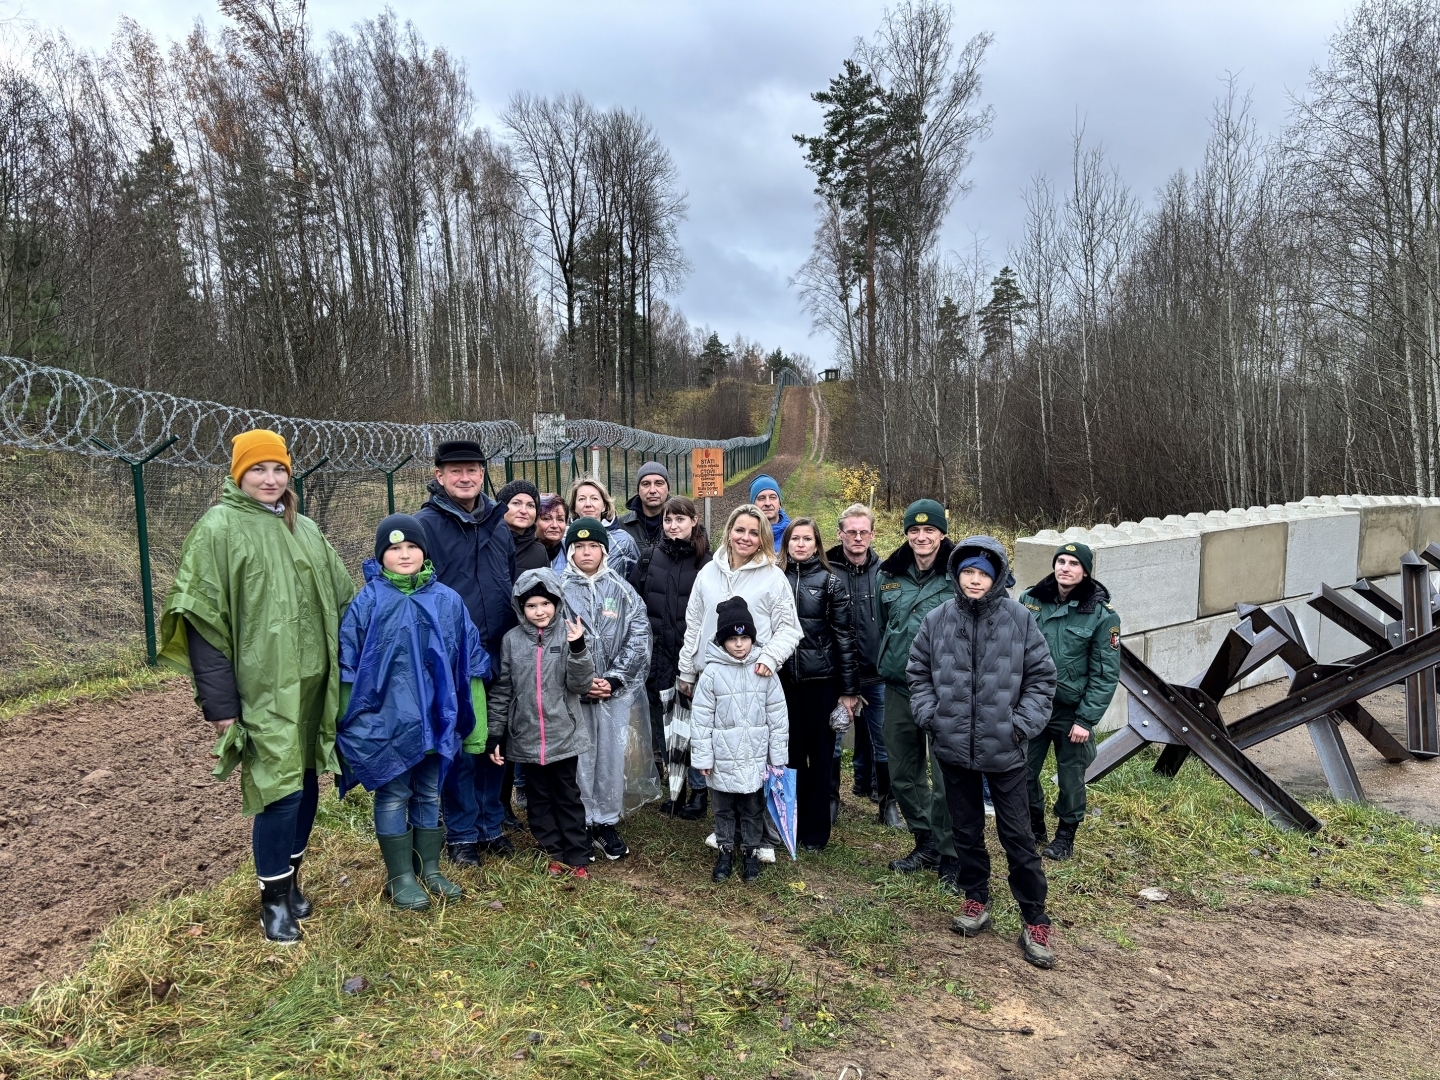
[678,503,801,854]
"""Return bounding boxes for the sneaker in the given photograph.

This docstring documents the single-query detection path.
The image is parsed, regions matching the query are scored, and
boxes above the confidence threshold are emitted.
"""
[572,866,591,881]
[704,832,719,850]
[446,842,480,867]
[755,846,776,864]
[1018,922,1056,969]
[950,899,992,937]
[481,834,515,857]
[591,823,629,861]
[546,861,567,877]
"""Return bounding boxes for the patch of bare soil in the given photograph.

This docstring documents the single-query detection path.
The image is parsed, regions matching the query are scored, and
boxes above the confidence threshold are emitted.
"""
[0,682,250,1005]
[799,895,1440,1080]
[709,385,811,527]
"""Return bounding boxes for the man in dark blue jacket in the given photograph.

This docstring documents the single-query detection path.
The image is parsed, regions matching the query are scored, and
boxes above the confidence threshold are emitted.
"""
[416,439,518,866]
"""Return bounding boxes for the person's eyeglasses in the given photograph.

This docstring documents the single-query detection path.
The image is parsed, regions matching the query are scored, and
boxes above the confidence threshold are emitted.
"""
[840,529,872,539]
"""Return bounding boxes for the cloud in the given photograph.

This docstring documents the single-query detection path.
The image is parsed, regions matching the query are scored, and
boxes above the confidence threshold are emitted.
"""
[12,0,1358,357]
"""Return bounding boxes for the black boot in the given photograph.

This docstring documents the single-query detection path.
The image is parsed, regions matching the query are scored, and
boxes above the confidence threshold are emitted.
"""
[712,848,735,882]
[259,871,302,943]
[889,830,940,873]
[1043,823,1076,861]
[875,763,905,829]
[742,847,762,882]
[446,842,481,867]
[288,852,313,920]
[678,787,708,821]
[1030,811,1049,851]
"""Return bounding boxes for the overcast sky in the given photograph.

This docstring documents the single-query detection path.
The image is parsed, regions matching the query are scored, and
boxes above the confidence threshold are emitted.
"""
[7,0,1357,362]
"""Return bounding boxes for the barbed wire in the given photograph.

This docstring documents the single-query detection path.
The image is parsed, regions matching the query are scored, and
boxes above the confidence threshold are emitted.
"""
[0,357,801,471]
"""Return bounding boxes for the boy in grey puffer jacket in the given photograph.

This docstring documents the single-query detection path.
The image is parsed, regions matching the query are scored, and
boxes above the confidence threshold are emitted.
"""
[907,535,1059,969]
[691,597,789,883]
[487,569,596,874]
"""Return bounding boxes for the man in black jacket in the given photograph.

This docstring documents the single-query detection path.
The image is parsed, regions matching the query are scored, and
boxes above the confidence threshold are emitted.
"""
[617,461,670,557]
[827,503,902,827]
[907,535,1059,969]
[416,440,518,866]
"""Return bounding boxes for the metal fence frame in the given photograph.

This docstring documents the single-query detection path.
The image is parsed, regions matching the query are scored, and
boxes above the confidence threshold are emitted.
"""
[1,357,800,665]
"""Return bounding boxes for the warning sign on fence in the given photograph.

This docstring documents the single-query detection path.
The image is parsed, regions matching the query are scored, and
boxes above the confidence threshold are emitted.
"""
[692,447,723,498]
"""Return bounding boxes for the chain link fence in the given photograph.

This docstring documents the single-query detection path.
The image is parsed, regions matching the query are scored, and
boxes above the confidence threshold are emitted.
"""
[0,358,797,699]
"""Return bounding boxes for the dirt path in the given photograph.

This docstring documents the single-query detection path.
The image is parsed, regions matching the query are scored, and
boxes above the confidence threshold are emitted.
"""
[707,384,811,531]
[798,893,1440,1080]
[0,682,250,1004]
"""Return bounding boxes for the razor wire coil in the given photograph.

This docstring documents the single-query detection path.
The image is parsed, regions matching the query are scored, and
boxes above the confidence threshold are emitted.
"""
[0,356,799,469]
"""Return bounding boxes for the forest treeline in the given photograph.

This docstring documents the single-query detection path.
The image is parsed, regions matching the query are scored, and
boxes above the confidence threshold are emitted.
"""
[0,0,794,426]
[798,0,1440,521]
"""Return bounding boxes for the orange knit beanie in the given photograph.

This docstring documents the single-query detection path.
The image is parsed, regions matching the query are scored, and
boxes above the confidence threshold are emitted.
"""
[230,429,292,484]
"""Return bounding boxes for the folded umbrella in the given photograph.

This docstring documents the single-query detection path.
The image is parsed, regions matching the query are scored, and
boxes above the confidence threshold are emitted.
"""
[764,765,798,860]
[662,686,692,803]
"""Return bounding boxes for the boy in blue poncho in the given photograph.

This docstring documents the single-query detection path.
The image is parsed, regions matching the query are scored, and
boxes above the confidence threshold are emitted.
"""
[338,514,491,911]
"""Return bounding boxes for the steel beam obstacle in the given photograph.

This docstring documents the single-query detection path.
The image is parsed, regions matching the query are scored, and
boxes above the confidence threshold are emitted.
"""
[1086,552,1439,832]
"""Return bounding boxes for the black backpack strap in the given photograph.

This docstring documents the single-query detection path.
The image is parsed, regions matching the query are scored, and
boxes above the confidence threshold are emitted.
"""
[632,542,657,593]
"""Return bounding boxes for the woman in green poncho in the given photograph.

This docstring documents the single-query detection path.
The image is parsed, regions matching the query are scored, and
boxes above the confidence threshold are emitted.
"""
[159,429,356,943]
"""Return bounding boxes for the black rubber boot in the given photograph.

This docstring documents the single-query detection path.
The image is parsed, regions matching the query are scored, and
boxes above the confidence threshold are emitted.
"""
[889,830,940,872]
[259,871,302,943]
[1043,823,1076,861]
[742,847,762,882]
[712,848,734,882]
[288,852,313,920]
[446,842,481,867]
[678,787,708,821]
[1031,812,1048,851]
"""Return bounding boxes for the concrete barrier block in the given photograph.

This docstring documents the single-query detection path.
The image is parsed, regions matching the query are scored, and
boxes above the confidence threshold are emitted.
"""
[1014,530,1063,591]
[1349,497,1419,578]
[1282,507,1360,597]
[1093,534,1201,633]
[1418,502,1440,551]
[1197,521,1288,616]
[1146,611,1239,684]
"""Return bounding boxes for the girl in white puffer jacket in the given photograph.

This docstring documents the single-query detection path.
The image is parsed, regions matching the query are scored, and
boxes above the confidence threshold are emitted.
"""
[691,597,789,883]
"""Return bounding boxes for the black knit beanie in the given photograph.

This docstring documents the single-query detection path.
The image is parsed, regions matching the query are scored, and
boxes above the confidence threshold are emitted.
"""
[375,514,428,563]
[714,597,758,645]
[496,478,540,511]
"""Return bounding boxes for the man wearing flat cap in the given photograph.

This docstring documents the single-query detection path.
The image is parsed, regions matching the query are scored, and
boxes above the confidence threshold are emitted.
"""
[1019,541,1120,861]
[416,439,518,866]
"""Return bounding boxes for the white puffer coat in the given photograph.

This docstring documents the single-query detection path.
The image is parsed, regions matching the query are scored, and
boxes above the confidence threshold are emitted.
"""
[678,549,802,682]
[690,642,789,793]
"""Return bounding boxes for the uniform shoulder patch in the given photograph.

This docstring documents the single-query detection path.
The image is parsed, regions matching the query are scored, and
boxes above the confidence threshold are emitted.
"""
[1109,626,1121,650]
[1104,602,1115,612]
[1022,600,1040,611]
[879,581,901,592]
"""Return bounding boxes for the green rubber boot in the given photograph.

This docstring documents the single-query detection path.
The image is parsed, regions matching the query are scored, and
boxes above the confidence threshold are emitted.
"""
[413,827,463,900]
[378,831,430,911]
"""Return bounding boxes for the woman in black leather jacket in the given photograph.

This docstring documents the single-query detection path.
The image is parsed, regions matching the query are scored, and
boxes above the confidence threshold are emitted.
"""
[780,518,860,850]
[629,496,712,817]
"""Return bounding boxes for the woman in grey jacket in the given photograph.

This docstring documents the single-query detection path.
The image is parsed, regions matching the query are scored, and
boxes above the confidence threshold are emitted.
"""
[486,569,596,874]
[907,535,1059,969]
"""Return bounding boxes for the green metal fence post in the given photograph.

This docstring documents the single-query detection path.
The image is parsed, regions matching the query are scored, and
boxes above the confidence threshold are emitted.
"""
[91,434,179,666]
[367,454,414,516]
[292,455,329,517]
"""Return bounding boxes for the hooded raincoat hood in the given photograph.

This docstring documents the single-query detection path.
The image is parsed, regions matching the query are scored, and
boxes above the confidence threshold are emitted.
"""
[334,559,490,795]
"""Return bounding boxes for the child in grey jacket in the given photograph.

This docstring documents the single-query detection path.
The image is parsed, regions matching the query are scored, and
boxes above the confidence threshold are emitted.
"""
[690,597,789,883]
[487,569,596,876]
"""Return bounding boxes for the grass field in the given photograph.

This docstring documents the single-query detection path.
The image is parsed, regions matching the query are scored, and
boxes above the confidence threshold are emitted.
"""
[3,450,1439,1079]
